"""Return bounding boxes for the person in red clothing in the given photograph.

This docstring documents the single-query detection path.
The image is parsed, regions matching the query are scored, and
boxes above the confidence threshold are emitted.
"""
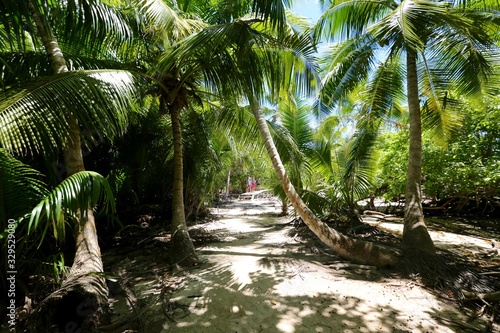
[251,177,256,192]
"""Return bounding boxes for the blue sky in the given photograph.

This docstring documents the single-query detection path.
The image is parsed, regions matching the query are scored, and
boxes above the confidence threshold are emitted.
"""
[291,0,322,23]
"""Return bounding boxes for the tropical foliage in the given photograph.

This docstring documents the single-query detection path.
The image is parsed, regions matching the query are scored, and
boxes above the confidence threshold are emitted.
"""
[376,100,500,214]
[1,0,500,329]
[315,0,500,254]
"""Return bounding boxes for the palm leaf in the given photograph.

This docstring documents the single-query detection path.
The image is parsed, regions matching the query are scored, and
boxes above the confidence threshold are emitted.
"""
[0,51,53,87]
[0,69,144,156]
[319,36,377,109]
[135,0,205,41]
[155,19,319,101]
[315,0,393,42]
[343,129,377,196]
[309,140,334,178]
[35,0,134,58]
[0,1,34,51]
[356,57,406,126]
[0,149,47,223]
[251,0,290,31]
[28,170,115,243]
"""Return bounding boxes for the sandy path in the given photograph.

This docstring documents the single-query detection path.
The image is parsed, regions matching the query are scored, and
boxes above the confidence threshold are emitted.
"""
[146,198,485,333]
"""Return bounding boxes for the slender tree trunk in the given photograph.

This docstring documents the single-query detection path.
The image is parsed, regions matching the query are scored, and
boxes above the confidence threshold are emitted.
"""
[167,99,200,266]
[225,169,231,200]
[402,50,435,255]
[251,101,399,267]
[27,2,108,331]
[281,198,289,215]
[29,0,67,75]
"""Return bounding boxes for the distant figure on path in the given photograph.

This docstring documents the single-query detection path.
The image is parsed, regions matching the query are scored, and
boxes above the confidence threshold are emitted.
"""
[251,177,256,192]
[246,175,252,193]
[256,177,261,190]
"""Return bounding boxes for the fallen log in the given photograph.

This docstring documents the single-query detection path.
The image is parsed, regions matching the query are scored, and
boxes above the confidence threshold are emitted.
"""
[362,210,395,219]
[462,290,500,302]
[328,262,377,271]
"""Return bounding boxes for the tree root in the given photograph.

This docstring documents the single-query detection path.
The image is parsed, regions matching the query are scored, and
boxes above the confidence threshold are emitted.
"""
[26,274,108,333]
[431,315,484,333]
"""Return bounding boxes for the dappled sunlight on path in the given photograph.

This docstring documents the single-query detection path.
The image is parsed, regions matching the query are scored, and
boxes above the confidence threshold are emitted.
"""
[146,199,483,333]
[363,216,494,255]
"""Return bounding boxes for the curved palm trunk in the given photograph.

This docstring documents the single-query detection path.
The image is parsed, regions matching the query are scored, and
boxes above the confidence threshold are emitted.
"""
[402,50,435,255]
[165,97,200,266]
[251,101,399,267]
[28,2,108,331]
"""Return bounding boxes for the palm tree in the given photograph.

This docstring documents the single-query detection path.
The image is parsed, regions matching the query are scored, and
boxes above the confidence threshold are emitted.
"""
[140,0,307,266]
[0,149,114,278]
[155,0,404,267]
[251,100,399,266]
[1,0,142,330]
[0,149,115,318]
[266,96,334,217]
[315,0,500,256]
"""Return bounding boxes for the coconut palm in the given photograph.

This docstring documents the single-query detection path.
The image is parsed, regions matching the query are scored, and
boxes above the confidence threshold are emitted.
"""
[156,0,404,266]
[0,149,114,274]
[315,0,500,256]
[141,0,310,266]
[0,0,144,330]
[250,100,400,266]
[0,149,115,321]
[267,96,333,216]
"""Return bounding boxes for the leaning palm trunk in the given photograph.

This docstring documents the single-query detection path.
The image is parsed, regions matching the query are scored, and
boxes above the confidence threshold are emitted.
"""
[402,50,435,255]
[27,1,108,331]
[251,101,399,267]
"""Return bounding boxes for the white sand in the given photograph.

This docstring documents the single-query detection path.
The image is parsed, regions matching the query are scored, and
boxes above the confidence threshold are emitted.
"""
[140,199,489,333]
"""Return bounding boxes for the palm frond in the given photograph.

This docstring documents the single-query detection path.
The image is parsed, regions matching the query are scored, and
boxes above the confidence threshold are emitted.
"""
[279,98,314,152]
[319,36,377,109]
[155,19,319,100]
[262,30,320,98]
[216,102,262,148]
[337,129,378,203]
[28,170,115,243]
[0,52,52,88]
[0,149,47,223]
[49,0,134,57]
[0,70,144,156]
[425,10,500,96]
[357,57,406,125]
[379,0,449,51]
[251,0,290,31]
[287,7,316,34]
[268,118,303,166]
[309,140,334,178]
[0,1,35,51]
[315,0,393,42]
[135,0,205,41]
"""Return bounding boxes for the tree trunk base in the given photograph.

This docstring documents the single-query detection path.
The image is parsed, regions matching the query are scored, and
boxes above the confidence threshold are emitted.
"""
[170,229,203,267]
[27,274,108,333]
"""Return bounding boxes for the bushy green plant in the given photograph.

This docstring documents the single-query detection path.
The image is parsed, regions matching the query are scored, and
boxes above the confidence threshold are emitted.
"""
[375,102,500,212]
[374,130,409,202]
[422,102,500,206]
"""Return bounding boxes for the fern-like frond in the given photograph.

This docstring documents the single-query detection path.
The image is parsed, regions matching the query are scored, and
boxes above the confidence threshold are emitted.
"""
[28,171,115,243]
[0,149,47,223]
[0,70,144,156]
[135,0,205,41]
